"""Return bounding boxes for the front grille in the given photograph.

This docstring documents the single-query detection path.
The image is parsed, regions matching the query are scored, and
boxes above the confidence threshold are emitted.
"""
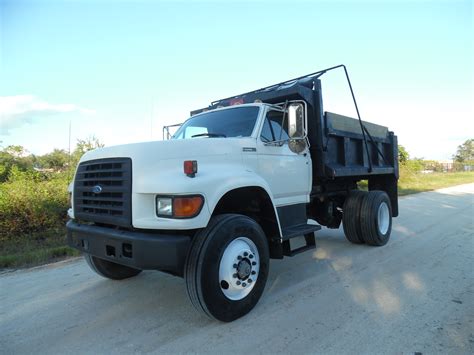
[73,158,132,227]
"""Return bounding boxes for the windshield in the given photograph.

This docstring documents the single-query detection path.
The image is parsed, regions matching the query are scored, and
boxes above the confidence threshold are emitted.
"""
[172,106,259,139]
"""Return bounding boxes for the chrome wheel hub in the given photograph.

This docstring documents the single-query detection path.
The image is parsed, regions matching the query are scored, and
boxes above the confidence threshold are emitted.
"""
[219,237,259,300]
[377,202,390,235]
[237,259,252,279]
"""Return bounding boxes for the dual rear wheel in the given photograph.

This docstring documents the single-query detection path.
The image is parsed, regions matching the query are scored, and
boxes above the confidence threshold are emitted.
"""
[343,190,392,246]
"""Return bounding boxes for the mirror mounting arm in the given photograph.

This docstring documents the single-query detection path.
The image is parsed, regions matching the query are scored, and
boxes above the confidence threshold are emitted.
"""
[263,139,287,147]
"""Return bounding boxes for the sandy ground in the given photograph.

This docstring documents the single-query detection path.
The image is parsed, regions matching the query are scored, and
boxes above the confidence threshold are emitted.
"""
[1,183,473,354]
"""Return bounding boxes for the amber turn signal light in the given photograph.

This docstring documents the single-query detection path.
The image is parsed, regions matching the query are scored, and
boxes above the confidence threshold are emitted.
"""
[173,196,204,218]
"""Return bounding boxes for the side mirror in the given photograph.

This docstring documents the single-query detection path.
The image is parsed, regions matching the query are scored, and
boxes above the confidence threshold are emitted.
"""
[288,103,305,139]
[287,103,307,154]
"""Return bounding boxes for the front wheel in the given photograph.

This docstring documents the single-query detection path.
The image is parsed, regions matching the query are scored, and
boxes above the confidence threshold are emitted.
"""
[185,214,269,322]
[84,254,142,280]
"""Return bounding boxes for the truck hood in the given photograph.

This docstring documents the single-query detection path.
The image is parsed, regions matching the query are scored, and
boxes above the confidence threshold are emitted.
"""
[80,138,254,163]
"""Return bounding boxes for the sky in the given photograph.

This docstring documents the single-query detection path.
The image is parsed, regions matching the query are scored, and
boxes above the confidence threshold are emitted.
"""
[0,0,472,160]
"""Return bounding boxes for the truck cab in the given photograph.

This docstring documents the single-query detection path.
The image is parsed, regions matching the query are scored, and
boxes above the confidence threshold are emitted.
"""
[67,66,399,322]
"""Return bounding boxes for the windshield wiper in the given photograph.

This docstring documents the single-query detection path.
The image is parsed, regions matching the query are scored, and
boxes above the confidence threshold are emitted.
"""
[191,133,227,138]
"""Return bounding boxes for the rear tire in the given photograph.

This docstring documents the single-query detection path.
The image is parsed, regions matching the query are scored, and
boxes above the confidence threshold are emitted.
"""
[343,190,367,244]
[360,191,392,246]
[84,254,142,280]
[185,214,269,322]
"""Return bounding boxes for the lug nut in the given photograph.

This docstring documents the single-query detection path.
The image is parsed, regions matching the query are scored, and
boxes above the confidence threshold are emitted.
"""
[251,271,256,275]
[252,261,256,266]
[233,273,237,278]
[244,252,248,257]
[233,263,237,268]
[242,283,247,287]
[236,281,241,285]
[248,279,252,283]
[249,254,254,259]
[237,256,242,260]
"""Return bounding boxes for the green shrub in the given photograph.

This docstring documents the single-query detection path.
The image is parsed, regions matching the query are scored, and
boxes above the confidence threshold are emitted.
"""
[404,159,424,172]
[0,167,70,245]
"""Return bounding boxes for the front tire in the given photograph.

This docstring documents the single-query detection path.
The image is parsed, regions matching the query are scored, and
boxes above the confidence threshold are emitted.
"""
[185,214,269,322]
[84,254,142,280]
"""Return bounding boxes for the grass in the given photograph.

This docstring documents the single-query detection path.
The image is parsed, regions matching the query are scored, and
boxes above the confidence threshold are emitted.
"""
[0,246,80,270]
[358,170,474,195]
[0,228,80,269]
[398,170,474,196]
[1,170,473,270]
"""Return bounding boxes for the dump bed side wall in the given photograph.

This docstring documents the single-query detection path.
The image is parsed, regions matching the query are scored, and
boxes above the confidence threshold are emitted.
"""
[322,112,397,178]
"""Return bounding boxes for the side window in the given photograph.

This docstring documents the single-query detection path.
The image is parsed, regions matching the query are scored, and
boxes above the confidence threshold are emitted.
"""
[260,118,273,142]
[260,109,289,142]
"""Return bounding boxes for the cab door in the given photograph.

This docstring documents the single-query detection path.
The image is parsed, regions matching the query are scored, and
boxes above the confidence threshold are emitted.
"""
[256,107,311,206]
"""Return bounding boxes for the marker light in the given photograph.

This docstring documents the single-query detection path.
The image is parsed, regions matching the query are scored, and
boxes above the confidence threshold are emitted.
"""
[184,160,198,177]
[230,98,244,105]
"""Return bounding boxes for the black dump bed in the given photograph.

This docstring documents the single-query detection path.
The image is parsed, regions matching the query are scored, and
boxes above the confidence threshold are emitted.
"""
[192,75,399,185]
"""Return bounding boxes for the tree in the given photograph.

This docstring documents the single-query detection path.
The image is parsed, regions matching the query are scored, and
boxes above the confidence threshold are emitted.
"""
[3,145,28,158]
[38,149,70,170]
[453,139,474,163]
[398,145,409,164]
[0,145,34,182]
[72,136,104,164]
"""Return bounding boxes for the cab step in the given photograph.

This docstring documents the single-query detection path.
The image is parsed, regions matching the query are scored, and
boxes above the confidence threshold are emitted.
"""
[282,223,321,240]
[281,223,321,257]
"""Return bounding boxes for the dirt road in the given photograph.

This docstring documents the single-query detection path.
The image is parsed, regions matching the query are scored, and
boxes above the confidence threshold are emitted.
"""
[1,184,473,354]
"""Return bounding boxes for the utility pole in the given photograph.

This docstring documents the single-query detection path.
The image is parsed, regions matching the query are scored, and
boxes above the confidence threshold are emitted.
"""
[150,98,154,140]
[68,119,72,164]
[68,119,72,180]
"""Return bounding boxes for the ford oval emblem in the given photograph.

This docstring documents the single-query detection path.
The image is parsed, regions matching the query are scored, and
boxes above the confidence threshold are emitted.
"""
[92,185,103,194]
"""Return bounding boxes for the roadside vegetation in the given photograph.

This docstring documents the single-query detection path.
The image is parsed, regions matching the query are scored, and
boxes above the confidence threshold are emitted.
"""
[0,137,103,269]
[396,141,474,195]
[398,169,474,195]
[0,139,473,269]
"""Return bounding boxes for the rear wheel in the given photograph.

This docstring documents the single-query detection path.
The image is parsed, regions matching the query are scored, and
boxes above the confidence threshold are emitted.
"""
[360,191,392,246]
[185,214,269,322]
[343,190,367,244]
[84,254,142,280]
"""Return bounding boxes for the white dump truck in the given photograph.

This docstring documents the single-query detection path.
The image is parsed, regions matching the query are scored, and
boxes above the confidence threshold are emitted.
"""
[67,65,399,322]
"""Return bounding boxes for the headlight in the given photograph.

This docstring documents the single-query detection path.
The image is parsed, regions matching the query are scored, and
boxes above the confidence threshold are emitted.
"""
[156,195,204,218]
[156,197,173,216]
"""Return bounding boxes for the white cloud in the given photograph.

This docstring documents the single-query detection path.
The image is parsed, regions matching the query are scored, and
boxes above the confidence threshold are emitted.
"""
[0,95,95,135]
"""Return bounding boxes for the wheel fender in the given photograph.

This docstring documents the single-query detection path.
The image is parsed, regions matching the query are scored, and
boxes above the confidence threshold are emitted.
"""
[202,171,282,237]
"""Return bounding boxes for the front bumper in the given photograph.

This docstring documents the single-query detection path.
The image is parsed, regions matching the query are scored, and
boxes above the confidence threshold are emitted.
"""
[66,220,191,276]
